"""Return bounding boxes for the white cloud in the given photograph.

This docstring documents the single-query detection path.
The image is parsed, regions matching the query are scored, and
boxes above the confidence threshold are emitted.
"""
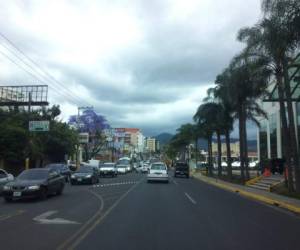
[0,0,262,136]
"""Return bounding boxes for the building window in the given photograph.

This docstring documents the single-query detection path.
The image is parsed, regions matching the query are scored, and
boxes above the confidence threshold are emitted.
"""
[270,113,277,158]
[259,119,268,161]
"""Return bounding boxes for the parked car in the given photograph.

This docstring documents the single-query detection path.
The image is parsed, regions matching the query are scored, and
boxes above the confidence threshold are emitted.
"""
[99,163,117,177]
[2,168,65,202]
[70,166,99,185]
[44,163,71,182]
[174,162,189,178]
[147,162,169,183]
[0,169,14,195]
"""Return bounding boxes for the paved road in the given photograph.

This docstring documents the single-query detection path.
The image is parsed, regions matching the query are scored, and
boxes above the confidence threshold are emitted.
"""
[1,172,300,250]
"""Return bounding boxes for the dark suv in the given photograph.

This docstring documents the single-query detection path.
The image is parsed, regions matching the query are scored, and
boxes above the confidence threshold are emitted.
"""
[174,162,189,178]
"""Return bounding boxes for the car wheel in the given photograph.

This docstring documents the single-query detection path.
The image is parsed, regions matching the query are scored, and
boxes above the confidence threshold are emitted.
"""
[4,197,12,202]
[57,184,64,195]
[70,180,75,185]
[40,187,48,200]
[186,175,189,178]
[174,174,177,178]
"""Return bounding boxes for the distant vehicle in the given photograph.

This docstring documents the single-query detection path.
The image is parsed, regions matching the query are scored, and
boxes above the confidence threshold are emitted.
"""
[221,162,228,167]
[232,161,241,168]
[71,166,99,185]
[147,162,169,183]
[2,168,65,202]
[0,169,14,195]
[174,162,189,178]
[100,163,117,177]
[44,163,71,182]
[249,161,258,168]
[88,159,102,168]
[116,158,131,174]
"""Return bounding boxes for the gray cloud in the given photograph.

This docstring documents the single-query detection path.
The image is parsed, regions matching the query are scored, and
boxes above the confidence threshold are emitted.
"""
[0,0,262,137]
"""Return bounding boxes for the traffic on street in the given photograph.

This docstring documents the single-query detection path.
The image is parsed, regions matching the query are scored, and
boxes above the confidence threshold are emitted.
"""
[1,158,300,250]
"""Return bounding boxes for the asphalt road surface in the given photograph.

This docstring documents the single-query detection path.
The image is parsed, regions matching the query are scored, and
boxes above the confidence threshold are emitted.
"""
[1,172,300,250]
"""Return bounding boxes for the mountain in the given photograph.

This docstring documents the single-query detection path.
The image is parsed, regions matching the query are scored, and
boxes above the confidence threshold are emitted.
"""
[154,133,174,146]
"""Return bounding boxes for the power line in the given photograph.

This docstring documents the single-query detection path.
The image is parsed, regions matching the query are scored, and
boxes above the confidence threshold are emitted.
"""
[0,32,93,107]
[0,49,84,106]
[0,44,86,107]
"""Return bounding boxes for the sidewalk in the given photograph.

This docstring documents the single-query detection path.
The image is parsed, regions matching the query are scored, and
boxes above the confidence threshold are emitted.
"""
[192,172,300,214]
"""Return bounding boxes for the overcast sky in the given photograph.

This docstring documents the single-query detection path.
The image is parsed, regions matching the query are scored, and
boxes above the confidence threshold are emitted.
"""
[0,0,262,137]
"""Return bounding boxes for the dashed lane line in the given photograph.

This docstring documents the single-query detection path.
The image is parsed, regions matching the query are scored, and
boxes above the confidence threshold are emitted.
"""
[93,181,138,188]
[0,210,25,222]
[184,192,197,205]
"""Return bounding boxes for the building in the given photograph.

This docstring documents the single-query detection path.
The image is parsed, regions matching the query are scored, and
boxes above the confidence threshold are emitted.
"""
[145,137,156,153]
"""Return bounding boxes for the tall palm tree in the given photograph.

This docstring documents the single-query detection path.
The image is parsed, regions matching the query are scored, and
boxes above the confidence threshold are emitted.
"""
[194,102,225,177]
[214,72,235,180]
[225,54,271,182]
[237,1,300,191]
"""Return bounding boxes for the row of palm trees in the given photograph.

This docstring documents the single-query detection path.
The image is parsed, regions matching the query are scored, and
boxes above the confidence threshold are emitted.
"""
[167,0,300,192]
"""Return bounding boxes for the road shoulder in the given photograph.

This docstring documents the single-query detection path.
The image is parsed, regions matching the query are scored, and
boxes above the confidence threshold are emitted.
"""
[192,172,300,215]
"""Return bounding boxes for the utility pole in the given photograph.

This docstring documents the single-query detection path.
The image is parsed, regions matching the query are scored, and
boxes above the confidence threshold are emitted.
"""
[76,106,93,169]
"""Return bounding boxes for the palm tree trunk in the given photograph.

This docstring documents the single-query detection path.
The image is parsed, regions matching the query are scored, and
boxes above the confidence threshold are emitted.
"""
[217,131,222,177]
[238,107,245,182]
[195,138,198,166]
[208,136,213,176]
[225,129,232,180]
[283,58,300,192]
[243,108,250,180]
[277,72,294,192]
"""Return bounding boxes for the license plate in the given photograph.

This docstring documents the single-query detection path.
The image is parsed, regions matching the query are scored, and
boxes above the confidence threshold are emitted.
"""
[13,192,21,197]
[77,178,82,181]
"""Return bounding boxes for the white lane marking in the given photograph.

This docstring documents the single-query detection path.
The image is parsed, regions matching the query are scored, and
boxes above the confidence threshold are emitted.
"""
[184,192,197,205]
[95,181,137,188]
[33,211,80,225]
[173,180,178,185]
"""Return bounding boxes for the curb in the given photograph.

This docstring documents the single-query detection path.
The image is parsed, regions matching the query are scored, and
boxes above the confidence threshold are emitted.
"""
[193,174,300,215]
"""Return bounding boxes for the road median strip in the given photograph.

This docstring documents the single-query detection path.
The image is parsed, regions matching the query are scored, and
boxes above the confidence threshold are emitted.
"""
[194,174,300,214]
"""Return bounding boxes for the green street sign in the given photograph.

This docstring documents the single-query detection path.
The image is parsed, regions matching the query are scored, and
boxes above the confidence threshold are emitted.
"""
[29,121,50,132]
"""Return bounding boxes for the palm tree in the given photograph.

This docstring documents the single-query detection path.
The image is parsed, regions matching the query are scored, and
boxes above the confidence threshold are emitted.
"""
[237,1,300,191]
[194,102,225,177]
[214,73,235,180]
[225,54,271,182]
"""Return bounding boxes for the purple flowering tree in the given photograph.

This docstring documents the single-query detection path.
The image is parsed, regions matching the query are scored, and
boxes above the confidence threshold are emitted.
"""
[69,109,111,160]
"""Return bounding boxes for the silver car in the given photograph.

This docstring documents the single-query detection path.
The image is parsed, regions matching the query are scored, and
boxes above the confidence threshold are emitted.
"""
[0,169,14,194]
[147,162,169,183]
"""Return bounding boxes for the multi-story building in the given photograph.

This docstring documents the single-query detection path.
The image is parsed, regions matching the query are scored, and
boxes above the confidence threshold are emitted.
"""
[145,137,156,153]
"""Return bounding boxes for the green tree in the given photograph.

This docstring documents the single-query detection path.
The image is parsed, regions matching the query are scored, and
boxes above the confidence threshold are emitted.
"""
[237,0,300,190]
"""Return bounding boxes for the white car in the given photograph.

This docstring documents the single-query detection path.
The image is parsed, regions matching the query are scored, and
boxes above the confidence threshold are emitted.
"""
[0,169,14,194]
[147,162,169,183]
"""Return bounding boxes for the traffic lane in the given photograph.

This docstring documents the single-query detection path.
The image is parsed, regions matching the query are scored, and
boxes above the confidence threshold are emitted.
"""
[0,173,144,250]
[172,175,300,250]
[0,183,103,250]
[56,174,145,250]
[75,178,226,250]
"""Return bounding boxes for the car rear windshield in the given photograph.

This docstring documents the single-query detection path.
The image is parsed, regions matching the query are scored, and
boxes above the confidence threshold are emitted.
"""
[117,160,129,165]
[18,169,49,180]
[45,164,65,170]
[102,164,115,167]
[151,164,166,170]
[77,166,93,173]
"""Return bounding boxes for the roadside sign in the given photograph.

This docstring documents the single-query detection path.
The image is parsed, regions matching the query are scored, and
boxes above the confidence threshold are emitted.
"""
[79,133,89,144]
[29,121,50,132]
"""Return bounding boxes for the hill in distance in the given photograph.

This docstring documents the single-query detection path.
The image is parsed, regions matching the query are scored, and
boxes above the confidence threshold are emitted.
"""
[154,133,174,146]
